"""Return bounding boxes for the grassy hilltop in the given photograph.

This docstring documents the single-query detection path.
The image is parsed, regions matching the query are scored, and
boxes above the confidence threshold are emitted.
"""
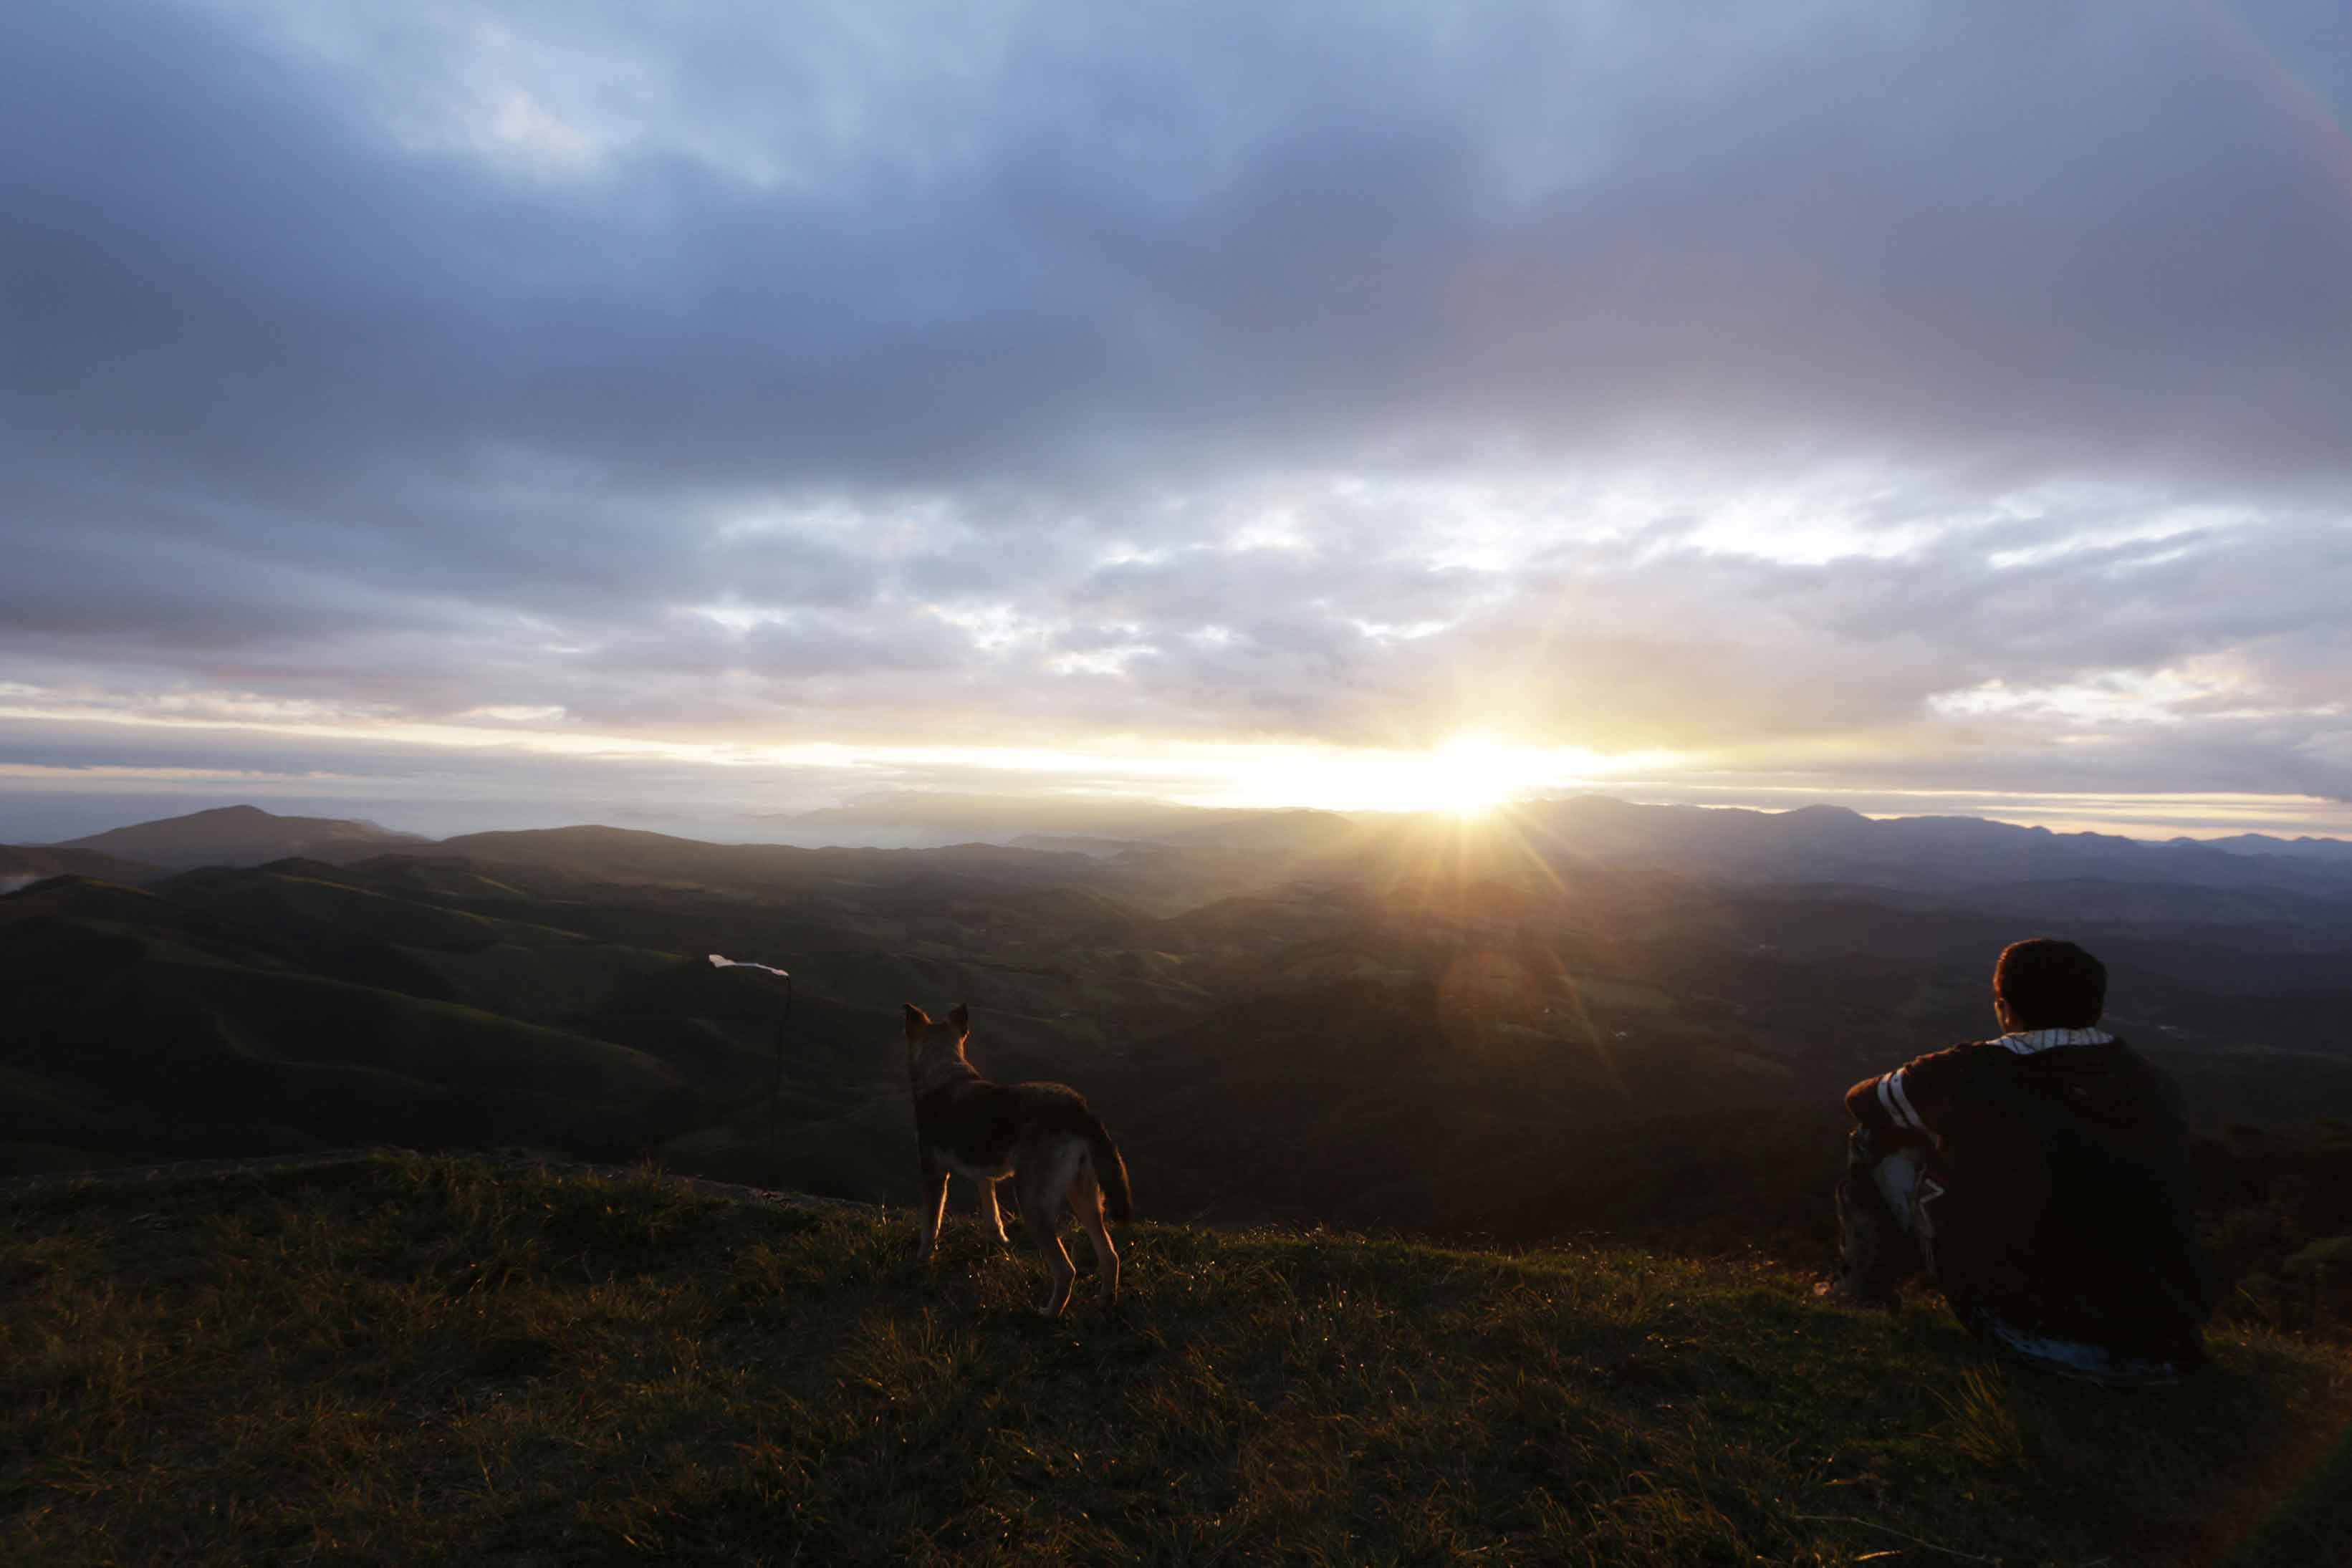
[5,1155,2348,1567]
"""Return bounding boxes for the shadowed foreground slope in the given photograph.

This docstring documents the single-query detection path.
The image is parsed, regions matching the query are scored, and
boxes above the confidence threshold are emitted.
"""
[4,1155,2347,1566]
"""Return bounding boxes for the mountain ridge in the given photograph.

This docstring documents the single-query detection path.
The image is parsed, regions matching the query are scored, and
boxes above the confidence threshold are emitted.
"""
[52,804,431,872]
[23,799,2352,892]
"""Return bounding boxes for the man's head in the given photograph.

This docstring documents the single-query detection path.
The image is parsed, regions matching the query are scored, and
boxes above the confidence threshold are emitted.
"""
[1992,938,2106,1031]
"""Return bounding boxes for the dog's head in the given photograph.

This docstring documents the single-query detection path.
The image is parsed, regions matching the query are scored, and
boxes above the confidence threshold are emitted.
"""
[903,1001,971,1089]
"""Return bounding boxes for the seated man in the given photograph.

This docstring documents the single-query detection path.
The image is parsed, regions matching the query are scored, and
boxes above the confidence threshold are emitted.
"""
[1821,937,2213,1383]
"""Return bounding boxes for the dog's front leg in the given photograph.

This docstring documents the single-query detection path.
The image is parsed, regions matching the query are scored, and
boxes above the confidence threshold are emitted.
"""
[976,1175,1012,1251]
[913,1153,949,1262]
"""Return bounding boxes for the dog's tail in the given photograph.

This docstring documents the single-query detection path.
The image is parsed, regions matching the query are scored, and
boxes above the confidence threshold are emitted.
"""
[1083,1113,1133,1223]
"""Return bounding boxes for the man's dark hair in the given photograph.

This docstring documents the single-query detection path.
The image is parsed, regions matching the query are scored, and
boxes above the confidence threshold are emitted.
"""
[1994,938,2107,1029]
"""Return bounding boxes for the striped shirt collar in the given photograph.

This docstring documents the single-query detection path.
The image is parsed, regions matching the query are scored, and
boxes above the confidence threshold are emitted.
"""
[1994,1026,2113,1054]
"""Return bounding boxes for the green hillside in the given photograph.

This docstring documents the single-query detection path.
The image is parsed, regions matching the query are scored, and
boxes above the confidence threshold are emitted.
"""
[163,861,599,953]
[0,890,693,1166]
[3,1155,2346,1567]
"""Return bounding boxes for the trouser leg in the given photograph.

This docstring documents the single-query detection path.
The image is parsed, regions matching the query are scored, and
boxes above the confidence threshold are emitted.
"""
[1830,1126,1924,1306]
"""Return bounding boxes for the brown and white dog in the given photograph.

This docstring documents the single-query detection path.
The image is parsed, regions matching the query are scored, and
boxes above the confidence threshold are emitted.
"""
[903,1002,1133,1316]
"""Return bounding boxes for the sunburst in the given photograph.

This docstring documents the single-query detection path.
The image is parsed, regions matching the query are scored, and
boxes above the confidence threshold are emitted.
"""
[1421,736,1514,817]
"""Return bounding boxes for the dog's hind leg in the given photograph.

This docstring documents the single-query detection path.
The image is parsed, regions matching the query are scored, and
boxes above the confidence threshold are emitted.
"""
[976,1175,1012,1251]
[1015,1175,1077,1317]
[913,1160,949,1262]
[1070,1169,1119,1308]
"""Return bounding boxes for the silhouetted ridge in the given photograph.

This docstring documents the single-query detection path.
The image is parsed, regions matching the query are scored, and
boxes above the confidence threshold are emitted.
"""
[54,804,430,872]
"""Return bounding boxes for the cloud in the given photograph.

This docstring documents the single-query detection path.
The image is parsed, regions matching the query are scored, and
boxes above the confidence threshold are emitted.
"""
[4,1,2351,830]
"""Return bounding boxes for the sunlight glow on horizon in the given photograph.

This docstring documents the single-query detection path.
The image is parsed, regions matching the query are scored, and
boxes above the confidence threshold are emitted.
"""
[1322,736,1541,817]
[0,693,1663,816]
[6,693,2350,842]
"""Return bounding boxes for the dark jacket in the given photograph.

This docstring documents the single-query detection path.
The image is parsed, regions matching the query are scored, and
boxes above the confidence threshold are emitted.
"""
[1847,1030,2212,1357]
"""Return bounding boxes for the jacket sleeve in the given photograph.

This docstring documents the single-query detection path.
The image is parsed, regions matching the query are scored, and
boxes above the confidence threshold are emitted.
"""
[1845,1043,1981,1140]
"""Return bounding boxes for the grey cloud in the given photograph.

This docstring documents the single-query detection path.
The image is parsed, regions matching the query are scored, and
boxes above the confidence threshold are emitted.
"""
[6,1,2352,824]
[13,1,2352,509]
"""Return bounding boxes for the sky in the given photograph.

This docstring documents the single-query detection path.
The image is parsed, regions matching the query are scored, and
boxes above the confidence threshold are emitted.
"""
[6,1,2352,843]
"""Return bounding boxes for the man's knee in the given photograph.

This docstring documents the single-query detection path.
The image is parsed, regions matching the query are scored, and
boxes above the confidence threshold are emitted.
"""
[1872,1150,1923,1231]
[1827,1126,1934,1307]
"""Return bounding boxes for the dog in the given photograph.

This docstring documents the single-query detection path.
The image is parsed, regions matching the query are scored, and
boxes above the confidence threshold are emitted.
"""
[903,1001,1133,1316]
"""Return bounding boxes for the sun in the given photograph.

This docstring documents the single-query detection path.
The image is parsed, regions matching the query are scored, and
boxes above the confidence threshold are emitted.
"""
[1421,736,1514,817]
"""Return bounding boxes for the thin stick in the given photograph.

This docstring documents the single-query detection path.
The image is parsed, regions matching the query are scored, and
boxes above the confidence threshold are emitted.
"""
[709,955,792,1164]
[1787,1513,2001,1564]
[771,971,791,1158]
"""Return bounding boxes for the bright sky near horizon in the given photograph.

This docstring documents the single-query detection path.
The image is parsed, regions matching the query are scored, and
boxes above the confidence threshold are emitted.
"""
[6,2,2352,843]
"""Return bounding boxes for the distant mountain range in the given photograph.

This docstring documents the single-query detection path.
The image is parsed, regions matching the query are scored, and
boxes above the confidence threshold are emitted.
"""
[11,797,2352,899]
[1484,797,2352,895]
[2181,832,2352,864]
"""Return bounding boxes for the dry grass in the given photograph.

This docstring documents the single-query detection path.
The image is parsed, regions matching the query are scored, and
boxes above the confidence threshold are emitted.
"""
[4,1154,2347,1566]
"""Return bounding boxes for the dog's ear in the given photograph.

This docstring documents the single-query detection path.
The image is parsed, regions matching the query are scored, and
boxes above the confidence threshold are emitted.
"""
[949,1003,969,1036]
[903,1002,930,1041]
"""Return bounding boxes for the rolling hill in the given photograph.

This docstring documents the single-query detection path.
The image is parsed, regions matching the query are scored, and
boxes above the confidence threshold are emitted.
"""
[0,843,163,888]
[50,804,431,871]
[0,875,696,1170]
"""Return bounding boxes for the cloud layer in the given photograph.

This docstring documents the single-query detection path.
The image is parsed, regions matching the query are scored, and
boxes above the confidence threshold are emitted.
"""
[5,1,2351,833]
